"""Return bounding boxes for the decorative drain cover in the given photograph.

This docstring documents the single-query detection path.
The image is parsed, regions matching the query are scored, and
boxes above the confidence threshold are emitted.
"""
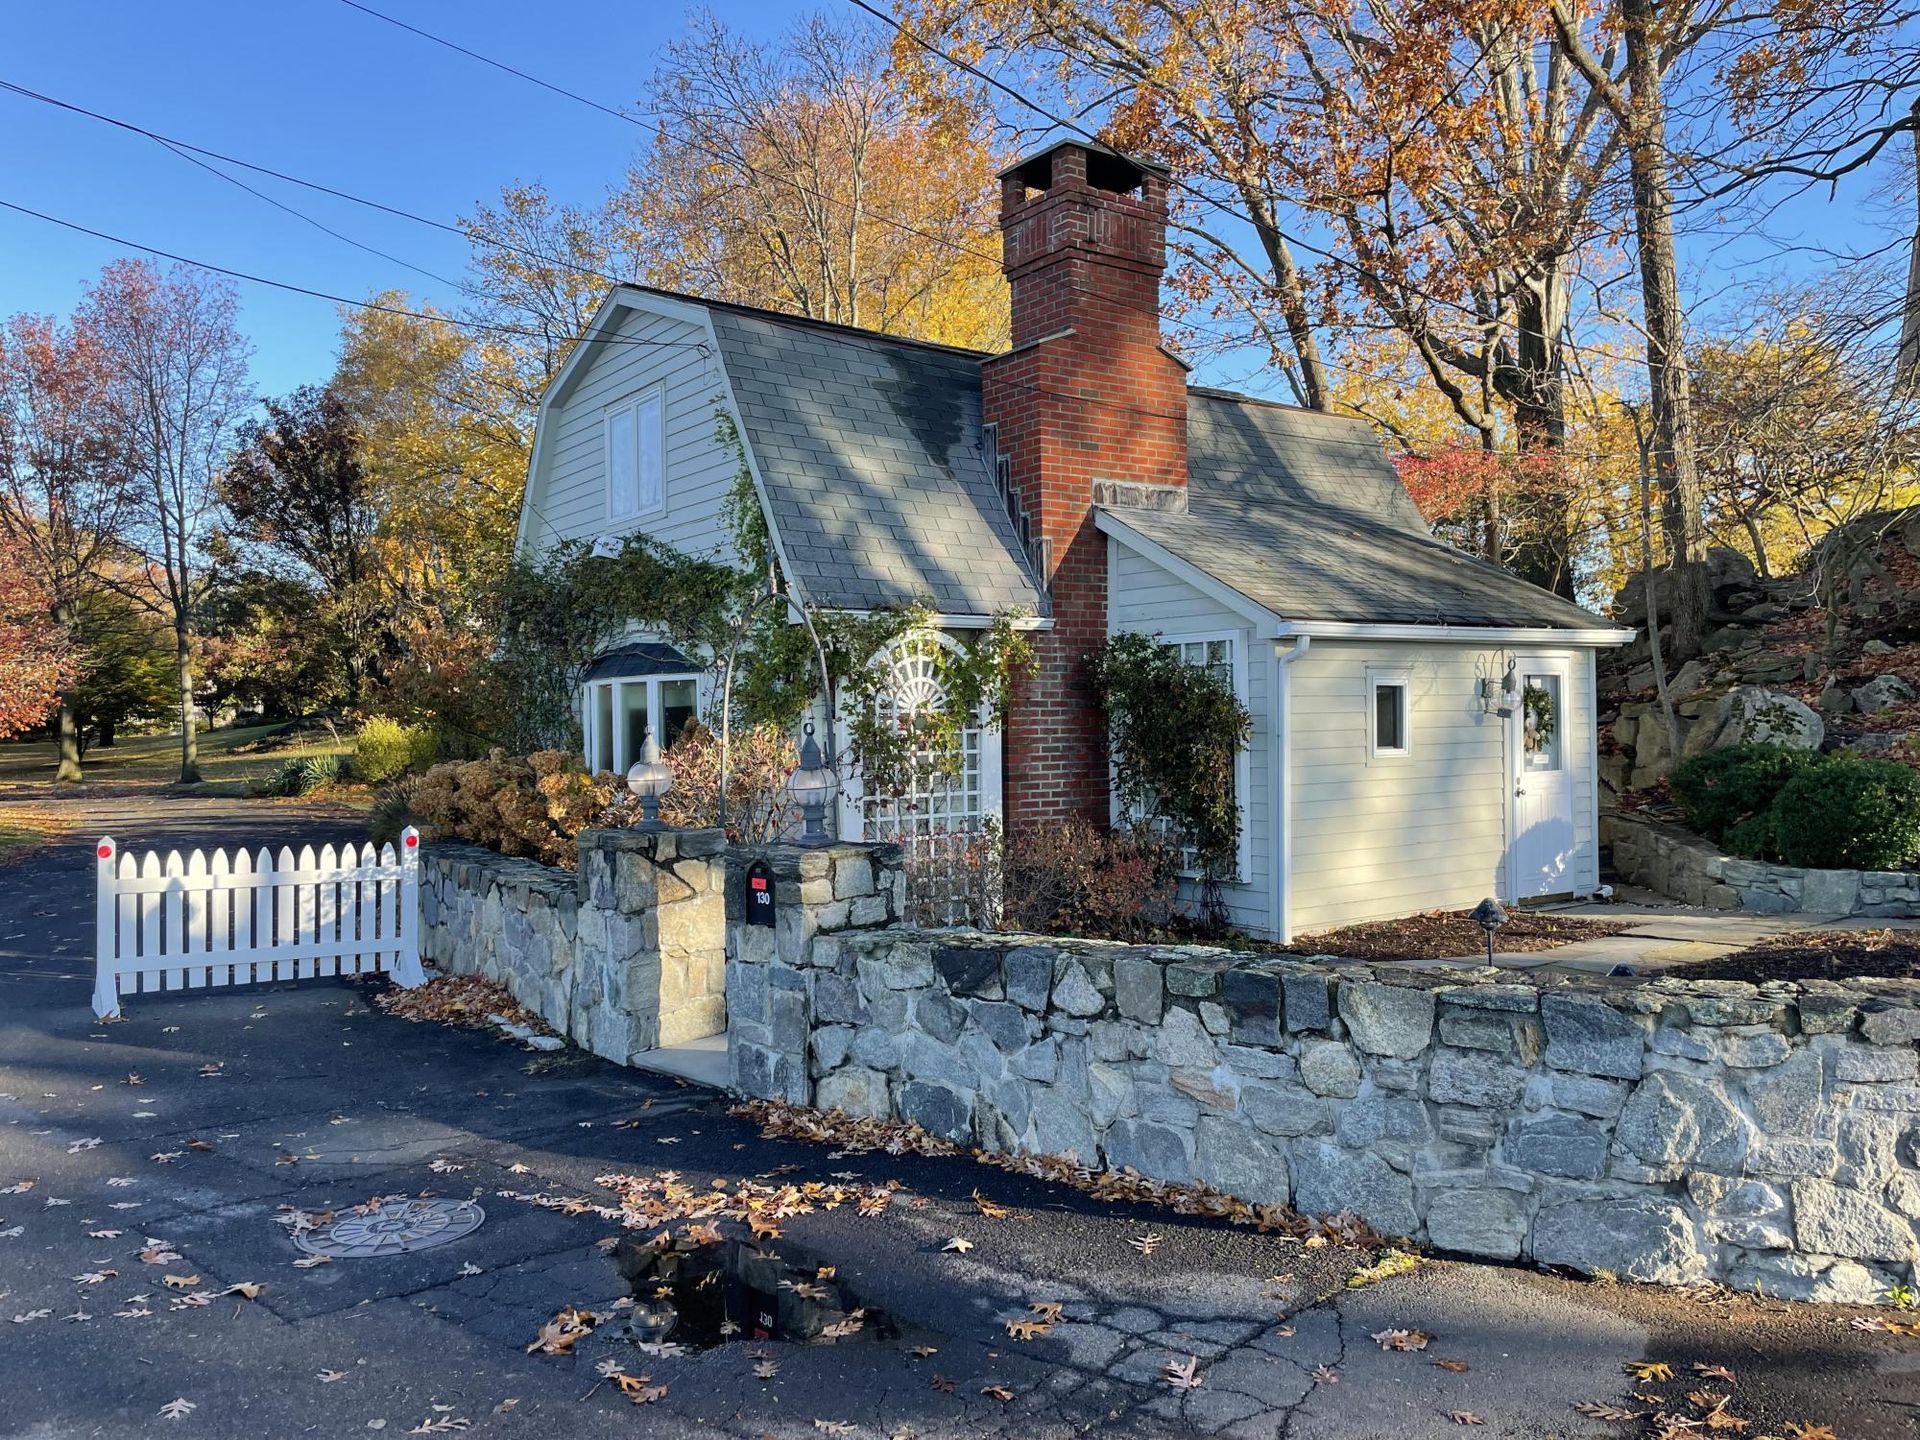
[294,1198,485,1258]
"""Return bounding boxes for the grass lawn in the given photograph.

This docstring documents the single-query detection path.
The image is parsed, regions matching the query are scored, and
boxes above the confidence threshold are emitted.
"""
[0,722,356,798]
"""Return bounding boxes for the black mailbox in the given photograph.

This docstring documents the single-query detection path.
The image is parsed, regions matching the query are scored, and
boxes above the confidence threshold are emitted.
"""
[744,860,776,927]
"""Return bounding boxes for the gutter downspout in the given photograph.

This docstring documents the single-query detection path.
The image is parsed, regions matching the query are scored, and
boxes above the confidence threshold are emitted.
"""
[1271,636,1312,944]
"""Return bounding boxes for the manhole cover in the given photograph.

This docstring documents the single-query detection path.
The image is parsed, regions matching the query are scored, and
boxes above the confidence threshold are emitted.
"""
[294,1198,485,1258]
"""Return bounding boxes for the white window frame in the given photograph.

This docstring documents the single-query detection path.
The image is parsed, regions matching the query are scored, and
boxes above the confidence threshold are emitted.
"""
[580,672,701,775]
[1368,667,1413,760]
[1159,630,1252,887]
[603,386,666,522]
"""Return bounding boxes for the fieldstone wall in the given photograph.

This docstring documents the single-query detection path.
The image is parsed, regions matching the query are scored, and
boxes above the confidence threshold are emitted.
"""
[724,841,907,1102]
[727,841,1920,1302]
[1606,811,1920,917]
[420,826,728,1061]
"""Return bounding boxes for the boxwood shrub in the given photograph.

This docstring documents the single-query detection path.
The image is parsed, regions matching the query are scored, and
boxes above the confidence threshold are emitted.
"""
[1669,744,1823,842]
[1771,758,1920,870]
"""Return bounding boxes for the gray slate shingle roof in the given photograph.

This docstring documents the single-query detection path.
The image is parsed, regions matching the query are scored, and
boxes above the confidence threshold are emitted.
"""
[704,300,1607,632]
[707,307,1044,617]
[1117,391,1614,631]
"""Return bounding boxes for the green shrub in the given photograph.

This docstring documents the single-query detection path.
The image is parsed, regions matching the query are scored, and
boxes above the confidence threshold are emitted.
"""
[1670,744,1824,841]
[259,753,345,797]
[354,717,437,783]
[367,776,420,849]
[1771,758,1920,870]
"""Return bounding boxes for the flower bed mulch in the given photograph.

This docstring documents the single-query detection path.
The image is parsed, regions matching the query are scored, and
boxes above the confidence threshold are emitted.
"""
[1283,909,1635,961]
[1681,929,1920,983]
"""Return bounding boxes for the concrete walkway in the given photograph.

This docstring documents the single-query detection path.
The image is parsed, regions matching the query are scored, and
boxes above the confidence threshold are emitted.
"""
[1391,889,1920,979]
[1,794,1915,1439]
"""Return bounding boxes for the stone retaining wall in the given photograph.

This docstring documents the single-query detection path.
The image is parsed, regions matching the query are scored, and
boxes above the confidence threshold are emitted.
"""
[420,827,728,1060]
[1605,811,1920,917]
[728,844,1920,1302]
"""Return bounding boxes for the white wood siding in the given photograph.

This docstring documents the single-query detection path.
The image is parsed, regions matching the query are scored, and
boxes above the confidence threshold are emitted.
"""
[521,303,739,564]
[1107,540,1273,935]
[1287,640,1598,934]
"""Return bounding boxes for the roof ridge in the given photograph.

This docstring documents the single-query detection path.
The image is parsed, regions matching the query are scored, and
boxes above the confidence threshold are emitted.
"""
[622,282,993,362]
[1188,385,1377,428]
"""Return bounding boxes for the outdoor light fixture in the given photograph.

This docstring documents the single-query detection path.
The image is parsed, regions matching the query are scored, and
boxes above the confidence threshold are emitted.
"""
[1468,896,1508,964]
[787,721,838,845]
[625,730,675,830]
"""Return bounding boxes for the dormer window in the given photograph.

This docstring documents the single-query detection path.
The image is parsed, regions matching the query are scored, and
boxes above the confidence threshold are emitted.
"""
[605,387,665,520]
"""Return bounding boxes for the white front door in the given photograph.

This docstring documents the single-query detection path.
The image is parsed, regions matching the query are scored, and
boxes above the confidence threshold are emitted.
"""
[1508,657,1576,899]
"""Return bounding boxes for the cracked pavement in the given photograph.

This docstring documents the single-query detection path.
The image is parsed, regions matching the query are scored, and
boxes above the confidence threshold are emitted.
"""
[1,794,1915,1438]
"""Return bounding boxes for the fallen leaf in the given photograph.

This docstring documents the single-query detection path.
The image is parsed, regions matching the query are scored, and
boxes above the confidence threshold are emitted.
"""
[13,1309,51,1323]
[1005,1318,1050,1341]
[86,1229,121,1240]
[930,1372,956,1393]
[908,1345,938,1359]
[1782,1426,1837,1440]
[72,1270,115,1285]
[1447,1411,1485,1426]
[814,1423,856,1436]
[161,1274,200,1290]
[525,1306,597,1355]
[971,1189,1008,1219]
[317,1370,349,1383]
[1163,1356,1204,1390]
[1692,1363,1737,1385]
[1574,1400,1646,1421]
[941,1236,973,1254]
[67,1138,102,1153]
[149,1152,183,1164]
[185,1139,215,1153]
[158,1398,195,1421]
[223,1282,264,1300]
[139,1246,181,1265]
[980,1384,1015,1402]
[1128,1232,1163,1256]
[1311,1365,1340,1385]
[1432,1359,1471,1373]
[1625,1361,1677,1383]
[612,1373,666,1405]
[1029,1300,1065,1323]
[292,1255,332,1269]
[1371,1328,1431,1352]
[123,1074,143,1087]
[404,1420,471,1435]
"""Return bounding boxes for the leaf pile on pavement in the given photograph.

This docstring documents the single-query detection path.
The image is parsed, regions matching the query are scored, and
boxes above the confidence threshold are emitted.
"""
[503,1166,899,1236]
[375,976,552,1035]
[1576,1356,1839,1440]
[731,1099,1390,1245]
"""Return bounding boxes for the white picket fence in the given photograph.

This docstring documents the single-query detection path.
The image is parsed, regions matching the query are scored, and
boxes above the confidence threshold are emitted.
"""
[92,828,426,1019]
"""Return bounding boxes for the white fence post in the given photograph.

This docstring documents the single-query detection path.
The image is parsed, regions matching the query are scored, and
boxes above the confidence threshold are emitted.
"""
[392,826,425,989]
[93,837,121,1020]
[91,828,428,1014]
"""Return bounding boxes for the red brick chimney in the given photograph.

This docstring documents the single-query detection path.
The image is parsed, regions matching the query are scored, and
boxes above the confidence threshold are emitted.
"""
[984,139,1189,835]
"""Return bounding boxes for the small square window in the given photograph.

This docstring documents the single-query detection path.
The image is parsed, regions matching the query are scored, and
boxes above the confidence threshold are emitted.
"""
[1369,673,1411,758]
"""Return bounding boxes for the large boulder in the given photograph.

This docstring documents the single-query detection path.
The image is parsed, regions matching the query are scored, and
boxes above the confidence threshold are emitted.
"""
[1852,674,1915,714]
[1682,685,1824,758]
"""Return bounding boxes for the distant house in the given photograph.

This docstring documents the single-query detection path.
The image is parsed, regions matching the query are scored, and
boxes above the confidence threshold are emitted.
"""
[514,138,1631,941]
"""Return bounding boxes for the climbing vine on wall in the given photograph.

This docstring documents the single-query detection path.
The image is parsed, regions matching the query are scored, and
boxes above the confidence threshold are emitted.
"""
[489,402,1035,794]
[1087,631,1252,894]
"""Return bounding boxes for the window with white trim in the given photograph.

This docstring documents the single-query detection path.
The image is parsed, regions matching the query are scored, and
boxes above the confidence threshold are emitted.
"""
[605,387,665,520]
[580,673,699,775]
[1160,631,1251,884]
[1369,669,1411,758]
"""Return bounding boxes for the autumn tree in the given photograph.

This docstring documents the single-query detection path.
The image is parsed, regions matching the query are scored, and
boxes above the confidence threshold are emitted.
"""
[619,9,1006,350]
[81,260,252,783]
[0,310,139,777]
[221,384,392,705]
[0,542,72,741]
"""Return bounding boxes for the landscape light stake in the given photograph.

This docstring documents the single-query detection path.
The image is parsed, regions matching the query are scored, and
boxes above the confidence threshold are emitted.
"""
[1469,896,1508,964]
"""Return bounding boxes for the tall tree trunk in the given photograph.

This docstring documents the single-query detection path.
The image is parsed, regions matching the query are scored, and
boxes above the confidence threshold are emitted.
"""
[96,713,116,750]
[1896,95,1920,395]
[1501,284,1576,598]
[52,600,84,782]
[175,622,200,784]
[1620,0,1709,656]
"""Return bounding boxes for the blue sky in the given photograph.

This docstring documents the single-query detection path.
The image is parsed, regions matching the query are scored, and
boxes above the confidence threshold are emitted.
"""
[0,0,808,396]
[2,2,1904,402]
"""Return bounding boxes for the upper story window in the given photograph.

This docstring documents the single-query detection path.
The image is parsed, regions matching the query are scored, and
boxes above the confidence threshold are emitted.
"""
[1369,668,1411,758]
[605,387,665,520]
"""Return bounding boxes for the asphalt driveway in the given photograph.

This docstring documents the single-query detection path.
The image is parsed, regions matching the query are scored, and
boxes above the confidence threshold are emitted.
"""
[0,795,1914,1439]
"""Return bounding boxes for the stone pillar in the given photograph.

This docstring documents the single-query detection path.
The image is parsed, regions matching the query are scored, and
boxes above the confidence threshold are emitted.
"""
[575,827,728,1060]
[725,840,905,1101]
